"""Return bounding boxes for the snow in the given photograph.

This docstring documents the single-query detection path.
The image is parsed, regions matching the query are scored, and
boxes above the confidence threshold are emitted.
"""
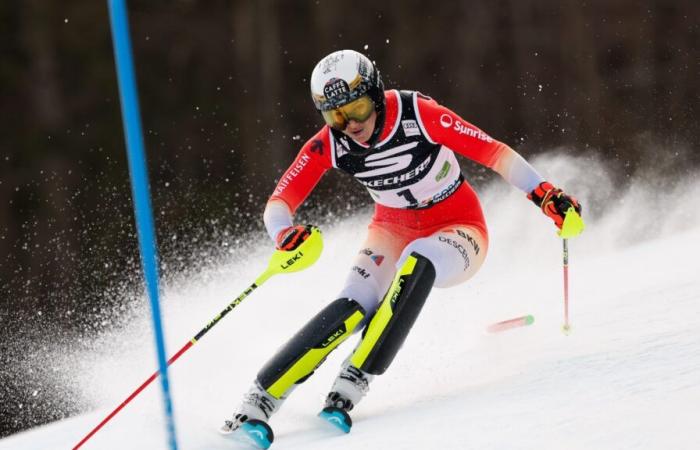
[2,155,699,449]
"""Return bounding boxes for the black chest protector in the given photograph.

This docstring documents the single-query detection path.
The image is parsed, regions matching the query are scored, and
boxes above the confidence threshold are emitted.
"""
[329,90,462,209]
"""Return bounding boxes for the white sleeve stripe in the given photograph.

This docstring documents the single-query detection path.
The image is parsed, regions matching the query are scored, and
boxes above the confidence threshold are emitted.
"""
[263,199,293,241]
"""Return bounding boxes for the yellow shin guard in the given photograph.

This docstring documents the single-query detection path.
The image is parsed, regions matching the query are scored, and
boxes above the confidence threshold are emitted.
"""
[257,298,365,399]
[351,252,435,375]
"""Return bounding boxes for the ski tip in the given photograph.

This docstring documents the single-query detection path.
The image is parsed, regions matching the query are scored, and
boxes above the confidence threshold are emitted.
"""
[239,419,274,449]
[486,314,535,333]
[319,406,352,433]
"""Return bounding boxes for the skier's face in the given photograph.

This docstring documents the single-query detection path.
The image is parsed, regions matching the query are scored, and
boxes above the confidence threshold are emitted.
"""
[342,109,377,143]
[321,95,376,142]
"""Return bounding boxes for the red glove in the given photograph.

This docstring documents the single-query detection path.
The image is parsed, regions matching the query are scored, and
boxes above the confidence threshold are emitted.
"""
[275,225,316,251]
[528,182,582,229]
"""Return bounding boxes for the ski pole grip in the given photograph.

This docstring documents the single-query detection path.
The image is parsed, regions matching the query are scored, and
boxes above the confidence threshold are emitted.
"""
[266,226,323,276]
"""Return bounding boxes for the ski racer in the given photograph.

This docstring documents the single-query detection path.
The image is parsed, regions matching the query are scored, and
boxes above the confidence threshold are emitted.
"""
[221,49,583,444]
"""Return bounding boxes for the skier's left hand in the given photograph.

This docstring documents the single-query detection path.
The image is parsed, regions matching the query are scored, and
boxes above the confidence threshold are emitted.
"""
[528,181,582,229]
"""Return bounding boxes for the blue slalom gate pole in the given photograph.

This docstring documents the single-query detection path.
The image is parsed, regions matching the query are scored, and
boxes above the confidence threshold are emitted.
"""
[106,1,179,449]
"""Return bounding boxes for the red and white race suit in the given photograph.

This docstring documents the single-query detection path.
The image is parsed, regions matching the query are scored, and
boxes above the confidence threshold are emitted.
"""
[264,90,544,314]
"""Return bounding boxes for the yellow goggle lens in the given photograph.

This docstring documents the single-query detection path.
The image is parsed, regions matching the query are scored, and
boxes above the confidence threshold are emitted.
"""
[321,96,375,130]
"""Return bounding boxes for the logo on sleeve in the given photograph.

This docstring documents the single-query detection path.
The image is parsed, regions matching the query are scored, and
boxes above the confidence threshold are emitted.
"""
[310,139,324,155]
[274,154,311,195]
[439,113,453,128]
[440,113,493,143]
[401,120,420,137]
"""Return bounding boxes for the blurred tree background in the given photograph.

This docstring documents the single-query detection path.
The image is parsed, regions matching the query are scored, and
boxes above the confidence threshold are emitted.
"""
[0,0,697,437]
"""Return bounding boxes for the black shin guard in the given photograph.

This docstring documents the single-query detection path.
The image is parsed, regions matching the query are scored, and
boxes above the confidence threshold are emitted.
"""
[257,298,365,399]
[350,252,435,375]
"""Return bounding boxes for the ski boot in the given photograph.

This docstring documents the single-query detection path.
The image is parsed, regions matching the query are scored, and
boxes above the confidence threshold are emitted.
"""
[220,382,281,449]
[319,363,373,433]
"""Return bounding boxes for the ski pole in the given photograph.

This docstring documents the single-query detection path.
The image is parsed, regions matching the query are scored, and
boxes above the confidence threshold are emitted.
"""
[73,228,323,449]
[558,208,584,335]
[561,238,570,334]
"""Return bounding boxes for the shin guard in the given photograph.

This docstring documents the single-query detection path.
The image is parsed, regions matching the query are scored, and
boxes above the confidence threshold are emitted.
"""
[350,252,435,375]
[257,298,365,399]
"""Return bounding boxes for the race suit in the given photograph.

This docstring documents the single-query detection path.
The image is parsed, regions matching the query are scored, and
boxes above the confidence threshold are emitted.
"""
[263,90,544,315]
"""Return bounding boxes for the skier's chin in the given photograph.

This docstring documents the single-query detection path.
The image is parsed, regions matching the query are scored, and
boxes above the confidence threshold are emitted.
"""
[348,128,368,142]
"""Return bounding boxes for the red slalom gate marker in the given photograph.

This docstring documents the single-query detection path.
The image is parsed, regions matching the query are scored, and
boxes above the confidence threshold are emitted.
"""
[486,315,535,333]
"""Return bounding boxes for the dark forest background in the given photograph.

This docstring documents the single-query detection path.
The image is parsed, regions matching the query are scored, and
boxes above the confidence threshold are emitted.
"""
[1,0,698,438]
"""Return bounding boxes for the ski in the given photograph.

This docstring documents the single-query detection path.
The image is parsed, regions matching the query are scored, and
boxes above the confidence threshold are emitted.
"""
[318,406,352,433]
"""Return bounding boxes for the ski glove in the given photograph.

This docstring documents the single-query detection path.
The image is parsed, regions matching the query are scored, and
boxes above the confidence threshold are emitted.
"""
[275,224,317,251]
[528,181,582,229]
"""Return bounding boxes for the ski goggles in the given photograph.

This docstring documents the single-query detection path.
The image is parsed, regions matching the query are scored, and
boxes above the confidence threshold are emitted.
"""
[321,95,375,130]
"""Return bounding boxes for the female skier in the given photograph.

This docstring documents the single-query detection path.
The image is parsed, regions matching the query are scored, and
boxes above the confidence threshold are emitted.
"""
[221,49,582,445]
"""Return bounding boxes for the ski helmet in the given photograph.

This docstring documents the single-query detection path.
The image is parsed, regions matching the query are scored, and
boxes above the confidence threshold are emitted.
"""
[310,50,385,142]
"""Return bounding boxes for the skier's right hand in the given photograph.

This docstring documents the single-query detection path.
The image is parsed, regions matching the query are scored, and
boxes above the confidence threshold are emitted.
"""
[275,224,318,251]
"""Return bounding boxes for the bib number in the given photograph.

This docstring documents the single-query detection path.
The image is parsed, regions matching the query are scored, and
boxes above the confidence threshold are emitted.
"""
[396,188,418,206]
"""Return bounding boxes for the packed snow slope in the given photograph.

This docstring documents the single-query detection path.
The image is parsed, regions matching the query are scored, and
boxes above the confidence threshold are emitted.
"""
[2,154,699,449]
